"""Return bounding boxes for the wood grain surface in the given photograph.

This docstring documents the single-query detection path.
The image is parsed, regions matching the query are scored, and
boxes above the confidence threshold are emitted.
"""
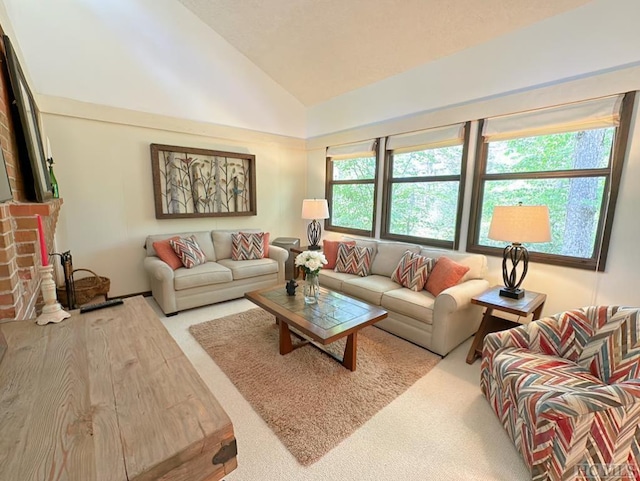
[0,296,236,481]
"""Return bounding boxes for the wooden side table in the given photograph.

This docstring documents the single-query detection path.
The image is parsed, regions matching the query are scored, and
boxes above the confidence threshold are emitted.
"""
[466,286,546,364]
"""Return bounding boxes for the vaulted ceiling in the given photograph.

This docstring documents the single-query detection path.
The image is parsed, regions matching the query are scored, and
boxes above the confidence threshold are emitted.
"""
[176,0,593,106]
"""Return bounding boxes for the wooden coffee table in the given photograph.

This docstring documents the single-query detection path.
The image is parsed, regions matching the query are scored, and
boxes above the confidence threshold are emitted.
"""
[245,285,387,371]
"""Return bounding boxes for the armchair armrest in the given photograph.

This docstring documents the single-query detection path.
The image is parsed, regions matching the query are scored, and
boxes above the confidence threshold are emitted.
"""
[484,308,599,364]
[538,381,640,419]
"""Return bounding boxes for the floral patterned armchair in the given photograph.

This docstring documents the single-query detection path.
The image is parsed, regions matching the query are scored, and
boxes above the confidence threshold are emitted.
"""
[481,306,640,481]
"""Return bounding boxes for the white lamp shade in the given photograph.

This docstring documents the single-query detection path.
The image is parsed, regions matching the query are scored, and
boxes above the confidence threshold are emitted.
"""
[488,205,551,243]
[301,199,329,220]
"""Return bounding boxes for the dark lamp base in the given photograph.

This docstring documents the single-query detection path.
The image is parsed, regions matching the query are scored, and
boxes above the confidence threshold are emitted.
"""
[499,287,525,300]
[307,244,322,250]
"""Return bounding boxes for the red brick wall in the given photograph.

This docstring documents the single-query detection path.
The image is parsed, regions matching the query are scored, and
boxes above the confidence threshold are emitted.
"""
[0,26,63,321]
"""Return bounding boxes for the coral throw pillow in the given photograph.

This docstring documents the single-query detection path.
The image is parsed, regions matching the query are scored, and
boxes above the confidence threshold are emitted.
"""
[231,232,265,260]
[169,235,207,269]
[152,236,183,270]
[322,240,356,269]
[391,250,434,291]
[334,243,373,277]
[425,257,470,296]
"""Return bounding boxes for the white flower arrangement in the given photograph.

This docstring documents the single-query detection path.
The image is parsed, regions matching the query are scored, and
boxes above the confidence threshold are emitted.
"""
[294,250,328,276]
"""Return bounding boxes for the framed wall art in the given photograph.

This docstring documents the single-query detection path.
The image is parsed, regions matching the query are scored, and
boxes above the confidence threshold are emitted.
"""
[150,144,256,219]
[3,35,52,202]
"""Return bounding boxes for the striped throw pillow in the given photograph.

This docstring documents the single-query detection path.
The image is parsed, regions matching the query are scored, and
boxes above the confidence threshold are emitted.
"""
[169,235,207,269]
[391,250,434,291]
[231,232,265,260]
[334,243,373,277]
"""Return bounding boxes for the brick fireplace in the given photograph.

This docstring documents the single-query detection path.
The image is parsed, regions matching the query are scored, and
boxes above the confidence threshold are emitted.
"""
[0,200,62,320]
[0,26,63,321]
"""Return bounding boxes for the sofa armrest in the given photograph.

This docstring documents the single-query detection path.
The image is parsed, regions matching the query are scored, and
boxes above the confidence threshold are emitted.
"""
[435,279,491,315]
[144,256,174,282]
[268,244,288,264]
[430,279,490,356]
[538,381,640,419]
[143,257,177,314]
[268,245,288,283]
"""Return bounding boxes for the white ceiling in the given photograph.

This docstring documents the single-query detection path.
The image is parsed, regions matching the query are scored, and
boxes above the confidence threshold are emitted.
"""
[176,0,593,106]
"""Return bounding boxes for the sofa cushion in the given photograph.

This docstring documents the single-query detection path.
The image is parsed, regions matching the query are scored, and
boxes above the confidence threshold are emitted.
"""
[322,240,356,269]
[174,262,233,290]
[170,236,207,269]
[372,242,420,277]
[211,229,263,260]
[381,288,435,324]
[231,232,265,260]
[420,248,486,281]
[152,236,183,270]
[391,250,434,291]
[318,269,358,291]
[425,257,470,296]
[217,258,278,280]
[342,275,400,305]
[342,236,379,260]
[335,244,374,277]
[146,231,216,261]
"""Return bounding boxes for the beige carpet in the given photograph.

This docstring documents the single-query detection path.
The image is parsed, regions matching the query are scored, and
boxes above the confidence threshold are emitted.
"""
[189,308,441,466]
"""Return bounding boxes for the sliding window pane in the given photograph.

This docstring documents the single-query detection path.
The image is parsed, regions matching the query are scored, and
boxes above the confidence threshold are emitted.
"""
[332,156,377,181]
[392,146,462,177]
[486,129,614,174]
[331,184,374,231]
[479,177,606,258]
[388,181,459,241]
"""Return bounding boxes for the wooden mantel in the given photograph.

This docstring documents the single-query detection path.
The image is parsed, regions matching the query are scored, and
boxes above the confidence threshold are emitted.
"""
[0,296,237,480]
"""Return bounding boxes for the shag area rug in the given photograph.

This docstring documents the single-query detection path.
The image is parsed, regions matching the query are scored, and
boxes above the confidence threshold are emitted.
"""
[189,308,440,466]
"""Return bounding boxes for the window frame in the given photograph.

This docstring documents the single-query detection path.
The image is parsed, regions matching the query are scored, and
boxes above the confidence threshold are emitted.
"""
[467,92,635,271]
[325,141,380,237]
[381,122,470,249]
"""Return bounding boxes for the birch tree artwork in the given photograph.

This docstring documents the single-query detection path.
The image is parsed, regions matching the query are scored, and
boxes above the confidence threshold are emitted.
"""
[150,144,256,219]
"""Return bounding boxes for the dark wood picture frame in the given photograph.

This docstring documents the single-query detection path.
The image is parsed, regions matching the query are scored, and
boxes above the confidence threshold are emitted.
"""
[3,35,51,202]
[150,144,256,219]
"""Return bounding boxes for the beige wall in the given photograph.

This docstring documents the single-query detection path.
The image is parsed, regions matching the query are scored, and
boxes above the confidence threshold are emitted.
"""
[307,65,640,317]
[40,98,308,297]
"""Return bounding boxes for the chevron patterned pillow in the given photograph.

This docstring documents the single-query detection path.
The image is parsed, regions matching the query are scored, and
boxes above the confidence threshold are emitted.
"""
[391,250,434,291]
[169,235,207,269]
[334,243,373,277]
[231,232,265,260]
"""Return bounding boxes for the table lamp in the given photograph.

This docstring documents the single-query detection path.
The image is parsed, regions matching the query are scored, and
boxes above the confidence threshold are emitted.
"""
[488,203,551,299]
[301,199,329,250]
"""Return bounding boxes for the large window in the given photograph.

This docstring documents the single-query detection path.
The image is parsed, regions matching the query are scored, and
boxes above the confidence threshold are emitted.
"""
[468,92,635,270]
[325,140,378,236]
[382,123,469,249]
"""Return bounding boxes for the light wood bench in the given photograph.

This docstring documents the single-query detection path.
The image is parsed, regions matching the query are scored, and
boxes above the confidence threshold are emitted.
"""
[0,296,236,481]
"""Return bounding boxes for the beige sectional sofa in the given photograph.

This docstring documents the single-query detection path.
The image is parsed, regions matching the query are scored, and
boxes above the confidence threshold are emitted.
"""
[144,229,288,315]
[319,237,489,356]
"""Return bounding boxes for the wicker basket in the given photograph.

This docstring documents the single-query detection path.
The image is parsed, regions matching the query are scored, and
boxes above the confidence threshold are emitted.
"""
[57,269,110,307]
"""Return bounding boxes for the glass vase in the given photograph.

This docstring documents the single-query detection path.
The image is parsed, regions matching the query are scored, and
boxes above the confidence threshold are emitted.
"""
[303,273,320,304]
